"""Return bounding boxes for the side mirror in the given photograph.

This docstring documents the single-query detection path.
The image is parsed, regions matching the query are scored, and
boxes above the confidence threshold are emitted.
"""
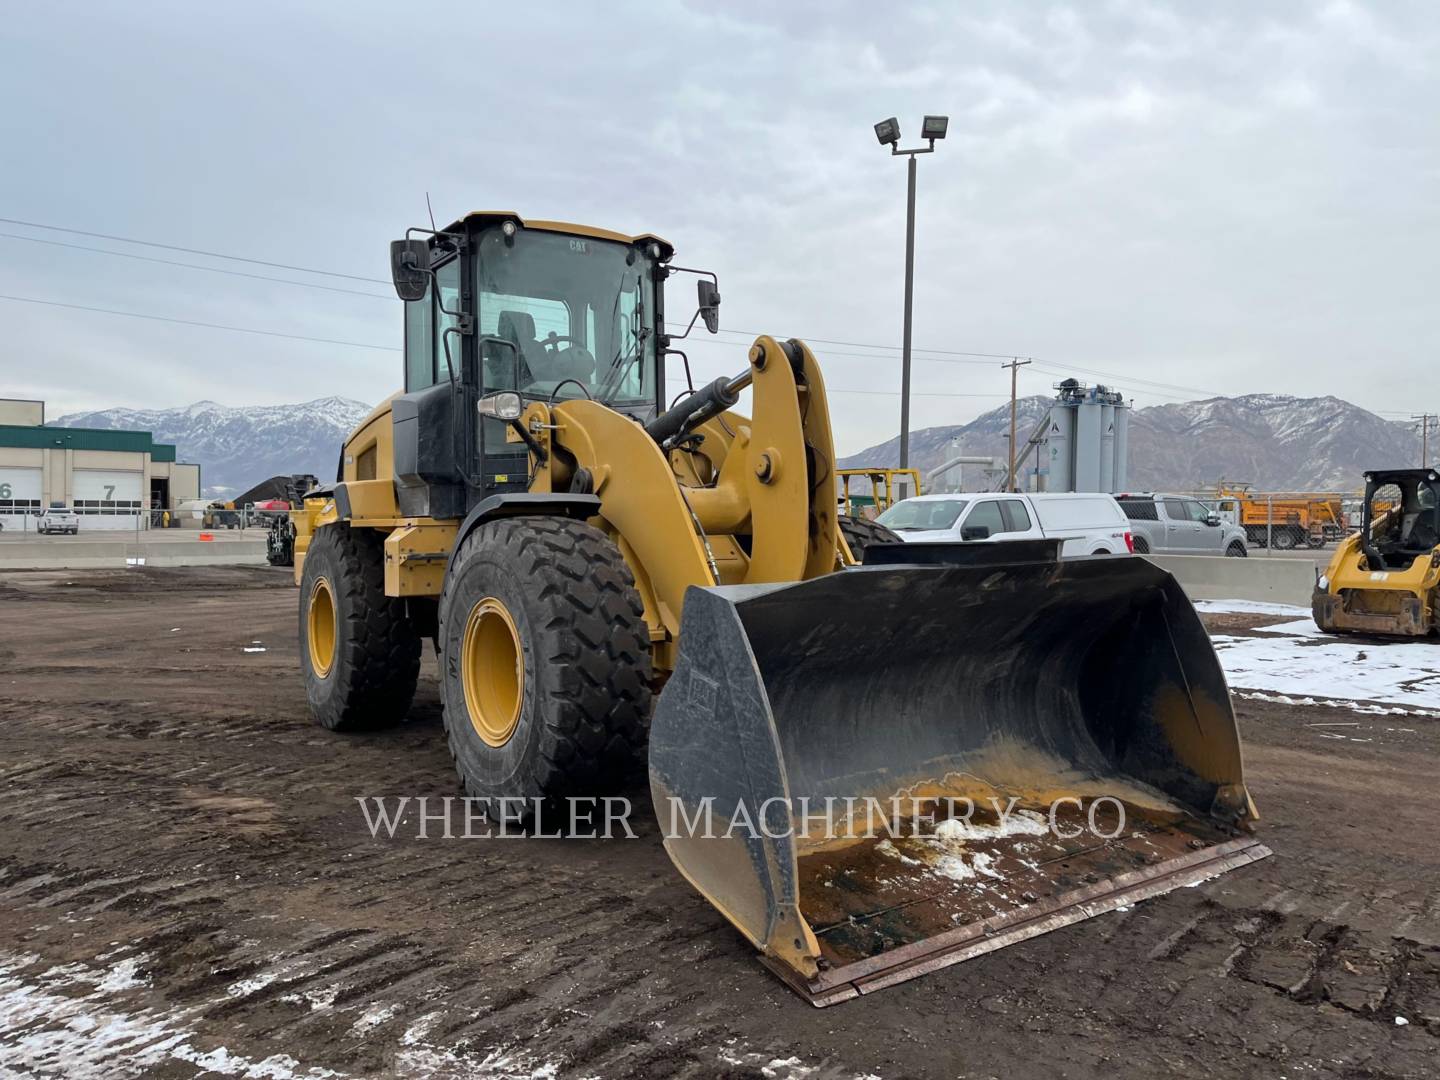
[961,525,990,541]
[697,279,721,334]
[1205,513,1220,526]
[389,239,431,302]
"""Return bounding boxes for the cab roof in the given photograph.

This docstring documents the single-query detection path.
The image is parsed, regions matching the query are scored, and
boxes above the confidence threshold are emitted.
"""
[438,211,673,260]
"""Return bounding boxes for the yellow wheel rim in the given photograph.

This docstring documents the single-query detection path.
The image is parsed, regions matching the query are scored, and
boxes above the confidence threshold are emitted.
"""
[461,596,524,747]
[307,577,338,678]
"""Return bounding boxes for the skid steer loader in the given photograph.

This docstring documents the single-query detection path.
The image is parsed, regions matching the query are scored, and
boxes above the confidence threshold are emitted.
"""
[1313,468,1440,636]
[293,211,1269,1004]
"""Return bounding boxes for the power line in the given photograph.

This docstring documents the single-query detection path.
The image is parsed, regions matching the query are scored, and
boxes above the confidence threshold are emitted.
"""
[0,216,389,285]
[0,291,1004,399]
[665,377,1003,399]
[0,232,393,299]
[3,218,1141,386]
[691,324,1023,361]
[1412,413,1438,467]
[0,294,399,352]
[1029,360,1223,400]
[670,333,1002,366]
[0,218,1233,403]
[1,218,1032,356]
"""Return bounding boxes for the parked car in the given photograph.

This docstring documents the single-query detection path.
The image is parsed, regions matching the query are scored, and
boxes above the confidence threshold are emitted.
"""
[35,507,81,535]
[1116,493,1248,557]
[874,492,1133,557]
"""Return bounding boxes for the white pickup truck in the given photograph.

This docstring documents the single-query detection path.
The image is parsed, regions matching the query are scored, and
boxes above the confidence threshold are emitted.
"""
[874,492,1134,557]
[35,507,81,535]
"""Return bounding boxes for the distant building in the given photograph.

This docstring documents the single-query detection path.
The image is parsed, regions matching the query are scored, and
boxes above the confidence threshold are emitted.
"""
[0,398,201,529]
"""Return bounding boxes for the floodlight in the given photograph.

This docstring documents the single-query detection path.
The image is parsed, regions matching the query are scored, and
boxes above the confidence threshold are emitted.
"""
[921,115,949,140]
[873,117,900,146]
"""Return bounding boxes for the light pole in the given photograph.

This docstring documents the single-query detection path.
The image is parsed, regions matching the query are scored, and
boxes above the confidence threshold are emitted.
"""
[874,114,948,470]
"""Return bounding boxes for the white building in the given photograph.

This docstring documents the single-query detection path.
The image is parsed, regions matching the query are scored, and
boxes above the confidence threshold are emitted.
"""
[0,398,201,530]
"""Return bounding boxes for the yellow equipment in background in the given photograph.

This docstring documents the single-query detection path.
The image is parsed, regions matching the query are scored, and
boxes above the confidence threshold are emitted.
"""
[291,211,1268,1004]
[1313,468,1440,636]
[836,468,920,519]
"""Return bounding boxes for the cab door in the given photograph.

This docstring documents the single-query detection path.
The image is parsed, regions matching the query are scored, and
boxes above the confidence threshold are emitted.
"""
[1162,497,1202,551]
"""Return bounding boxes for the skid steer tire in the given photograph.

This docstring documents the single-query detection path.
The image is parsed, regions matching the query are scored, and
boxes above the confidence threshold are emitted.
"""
[839,515,902,565]
[438,517,652,819]
[299,524,421,732]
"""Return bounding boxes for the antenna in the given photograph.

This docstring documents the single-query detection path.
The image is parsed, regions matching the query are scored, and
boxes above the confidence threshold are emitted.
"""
[425,192,437,233]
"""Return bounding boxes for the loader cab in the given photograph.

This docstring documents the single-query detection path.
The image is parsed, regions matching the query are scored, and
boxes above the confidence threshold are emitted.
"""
[1361,469,1440,570]
[389,213,672,519]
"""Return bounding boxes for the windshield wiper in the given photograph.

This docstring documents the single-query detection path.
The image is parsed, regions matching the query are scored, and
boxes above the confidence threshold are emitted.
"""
[595,278,649,402]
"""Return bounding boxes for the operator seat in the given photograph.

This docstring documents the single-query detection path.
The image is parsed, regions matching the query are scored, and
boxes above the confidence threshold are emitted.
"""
[496,310,540,386]
[497,309,596,391]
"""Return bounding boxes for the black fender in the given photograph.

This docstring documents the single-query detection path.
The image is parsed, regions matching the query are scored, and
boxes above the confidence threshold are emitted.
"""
[451,493,603,559]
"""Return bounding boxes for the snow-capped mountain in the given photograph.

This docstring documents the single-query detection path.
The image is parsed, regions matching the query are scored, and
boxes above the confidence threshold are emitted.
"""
[50,391,1425,498]
[53,398,373,495]
[840,394,1426,492]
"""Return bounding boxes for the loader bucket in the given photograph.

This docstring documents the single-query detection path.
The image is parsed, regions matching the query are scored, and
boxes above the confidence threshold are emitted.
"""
[648,542,1270,1005]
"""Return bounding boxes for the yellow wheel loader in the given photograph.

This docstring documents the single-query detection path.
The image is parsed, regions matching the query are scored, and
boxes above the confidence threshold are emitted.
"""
[293,211,1268,1005]
[1313,468,1440,636]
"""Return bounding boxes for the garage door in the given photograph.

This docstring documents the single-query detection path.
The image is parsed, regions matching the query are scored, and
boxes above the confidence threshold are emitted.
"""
[0,466,42,530]
[74,469,144,530]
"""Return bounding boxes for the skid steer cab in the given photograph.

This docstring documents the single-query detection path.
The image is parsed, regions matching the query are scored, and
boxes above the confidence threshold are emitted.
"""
[291,211,1267,1004]
[1314,468,1440,636]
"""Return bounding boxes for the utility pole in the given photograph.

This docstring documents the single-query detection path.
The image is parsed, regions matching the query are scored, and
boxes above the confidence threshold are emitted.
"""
[1003,358,1032,492]
[1413,413,1438,467]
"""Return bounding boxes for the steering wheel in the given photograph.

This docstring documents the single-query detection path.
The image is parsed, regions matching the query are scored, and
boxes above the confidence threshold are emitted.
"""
[538,333,582,353]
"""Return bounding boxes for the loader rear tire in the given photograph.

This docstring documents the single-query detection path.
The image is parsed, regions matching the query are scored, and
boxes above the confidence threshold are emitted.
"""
[299,524,421,731]
[839,515,902,565]
[438,517,652,819]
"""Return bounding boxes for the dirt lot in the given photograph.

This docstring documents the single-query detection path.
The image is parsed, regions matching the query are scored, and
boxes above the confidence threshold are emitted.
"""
[0,566,1437,1079]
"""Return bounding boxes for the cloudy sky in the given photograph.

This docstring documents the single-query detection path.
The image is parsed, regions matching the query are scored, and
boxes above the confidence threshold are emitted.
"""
[1,1,1436,454]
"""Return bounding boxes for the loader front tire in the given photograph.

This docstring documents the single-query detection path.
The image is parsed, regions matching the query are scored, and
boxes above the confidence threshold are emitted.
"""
[839,514,902,565]
[299,524,421,731]
[438,517,652,818]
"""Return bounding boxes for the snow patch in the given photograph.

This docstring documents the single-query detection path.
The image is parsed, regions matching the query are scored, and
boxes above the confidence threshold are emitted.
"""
[349,1002,398,1033]
[933,855,976,881]
[0,951,342,1079]
[1212,631,1440,711]
[934,808,1049,841]
[1235,690,1439,718]
[1194,599,1310,617]
[875,839,921,865]
[393,1042,563,1079]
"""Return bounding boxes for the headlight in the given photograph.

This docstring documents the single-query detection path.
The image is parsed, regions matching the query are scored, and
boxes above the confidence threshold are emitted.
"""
[478,392,522,421]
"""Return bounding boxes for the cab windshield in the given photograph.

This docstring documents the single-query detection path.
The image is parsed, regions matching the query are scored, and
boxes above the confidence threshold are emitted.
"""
[475,229,658,408]
[877,499,969,531]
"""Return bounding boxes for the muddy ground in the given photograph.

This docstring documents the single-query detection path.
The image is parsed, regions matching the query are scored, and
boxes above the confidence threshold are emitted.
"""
[0,566,1436,1079]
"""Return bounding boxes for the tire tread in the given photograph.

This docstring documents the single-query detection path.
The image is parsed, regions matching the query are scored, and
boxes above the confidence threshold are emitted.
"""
[301,525,420,731]
[439,517,652,810]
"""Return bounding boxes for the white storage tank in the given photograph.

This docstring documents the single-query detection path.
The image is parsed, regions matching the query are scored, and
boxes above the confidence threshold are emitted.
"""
[1044,406,1075,493]
[1113,399,1130,491]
